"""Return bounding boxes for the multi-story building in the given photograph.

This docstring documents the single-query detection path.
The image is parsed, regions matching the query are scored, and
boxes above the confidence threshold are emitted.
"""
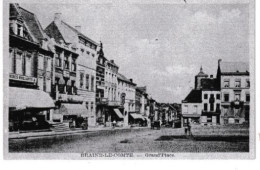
[95,42,108,125]
[117,73,136,126]
[9,4,55,131]
[217,60,250,124]
[45,13,98,126]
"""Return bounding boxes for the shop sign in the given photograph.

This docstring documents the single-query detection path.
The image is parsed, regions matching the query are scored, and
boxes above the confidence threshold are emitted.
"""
[9,73,37,83]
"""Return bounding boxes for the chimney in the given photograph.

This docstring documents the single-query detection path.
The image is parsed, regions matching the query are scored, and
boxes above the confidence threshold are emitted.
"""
[54,13,62,23]
[75,26,81,32]
[110,60,114,63]
[218,59,222,66]
[129,79,133,83]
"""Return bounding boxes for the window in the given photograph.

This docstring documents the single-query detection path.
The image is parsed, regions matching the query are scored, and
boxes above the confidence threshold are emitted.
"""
[204,94,208,99]
[91,76,94,91]
[64,55,69,70]
[204,103,208,111]
[9,49,14,73]
[17,24,23,37]
[91,102,94,113]
[246,94,250,102]
[183,105,188,113]
[216,94,220,100]
[194,105,198,114]
[85,102,89,110]
[55,53,61,67]
[85,74,89,90]
[25,54,32,76]
[72,58,76,71]
[235,93,241,101]
[80,73,84,88]
[46,78,51,92]
[38,55,44,70]
[224,94,229,102]
[210,103,214,111]
[15,51,22,75]
[235,80,241,88]
[71,80,75,94]
[224,80,230,87]
[246,79,250,88]
[86,51,90,55]
[38,77,44,90]
[216,103,220,111]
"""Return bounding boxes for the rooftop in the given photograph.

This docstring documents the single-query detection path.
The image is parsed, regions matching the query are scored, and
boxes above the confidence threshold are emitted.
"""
[220,62,249,74]
[182,89,202,103]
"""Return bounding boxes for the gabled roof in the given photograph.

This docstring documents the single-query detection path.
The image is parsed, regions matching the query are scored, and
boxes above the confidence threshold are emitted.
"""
[45,20,98,46]
[117,73,136,86]
[136,86,147,94]
[10,4,48,44]
[182,89,202,103]
[219,62,249,74]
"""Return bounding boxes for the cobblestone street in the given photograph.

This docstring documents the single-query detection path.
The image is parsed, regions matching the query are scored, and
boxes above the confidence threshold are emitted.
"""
[9,126,249,153]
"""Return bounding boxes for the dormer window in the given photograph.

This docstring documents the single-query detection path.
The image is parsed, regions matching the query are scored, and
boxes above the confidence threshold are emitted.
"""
[17,24,23,37]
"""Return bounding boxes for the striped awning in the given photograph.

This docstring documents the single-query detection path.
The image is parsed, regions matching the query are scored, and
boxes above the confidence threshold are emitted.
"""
[130,113,145,120]
[9,87,55,111]
[113,109,124,119]
[60,104,88,116]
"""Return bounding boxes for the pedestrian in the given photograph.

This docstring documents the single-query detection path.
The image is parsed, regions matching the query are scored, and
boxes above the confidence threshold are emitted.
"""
[187,122,191,136]
[112,120,116,128]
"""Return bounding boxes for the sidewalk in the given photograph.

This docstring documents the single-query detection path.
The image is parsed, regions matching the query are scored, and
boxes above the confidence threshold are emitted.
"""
[9,126,149,140]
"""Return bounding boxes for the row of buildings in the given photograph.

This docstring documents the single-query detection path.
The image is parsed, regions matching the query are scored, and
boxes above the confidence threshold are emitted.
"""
[181,60,250,126]
[8,4,160,131]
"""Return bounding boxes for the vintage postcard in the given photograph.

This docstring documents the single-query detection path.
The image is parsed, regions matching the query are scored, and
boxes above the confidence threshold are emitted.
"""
[3,0,255,159]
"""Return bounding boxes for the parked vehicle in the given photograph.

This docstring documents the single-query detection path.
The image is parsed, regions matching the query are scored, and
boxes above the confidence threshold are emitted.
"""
[151,121,161,130]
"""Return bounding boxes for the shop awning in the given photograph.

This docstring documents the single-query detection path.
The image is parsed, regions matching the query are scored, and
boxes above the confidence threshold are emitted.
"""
[182,114,200,118]
[113,109,124,119]
[9,87,55,111]
[60,104,88,116]
[130,113,145,120]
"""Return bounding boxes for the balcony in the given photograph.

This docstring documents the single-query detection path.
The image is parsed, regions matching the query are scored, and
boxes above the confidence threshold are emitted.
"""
[9,73,37,84]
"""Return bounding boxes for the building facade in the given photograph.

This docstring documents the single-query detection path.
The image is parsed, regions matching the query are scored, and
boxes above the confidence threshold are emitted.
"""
[217,60,250,124]
[45,13,98,126]
[117,73,136,126]
[9,4,55,131]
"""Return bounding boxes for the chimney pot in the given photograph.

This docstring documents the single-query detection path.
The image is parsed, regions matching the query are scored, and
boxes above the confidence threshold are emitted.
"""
[54,13,62,23]
[130,78,133,83]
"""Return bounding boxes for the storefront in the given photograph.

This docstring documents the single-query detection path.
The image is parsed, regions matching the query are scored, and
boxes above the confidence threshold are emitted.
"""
[53,103,88,128]
[9,87,55,131]
[129,113,146,126]
[182,114,200,127]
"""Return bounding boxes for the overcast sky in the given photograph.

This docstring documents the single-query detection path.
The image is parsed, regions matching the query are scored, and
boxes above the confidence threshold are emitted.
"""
[21,2,249,103]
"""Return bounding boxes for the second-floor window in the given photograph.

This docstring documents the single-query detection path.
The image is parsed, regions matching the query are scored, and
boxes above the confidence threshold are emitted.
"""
[46,57,51,72]
[64,56,69,70]
[91,76,94,91]
[246,79,250,88]
[72,58,76,71]
[46,78,51,92]
[224,94,229,102]
[235,80,241,88]
[38,55,44,70]
[80,73,84,89]
[246,94,250,102]
[55,53,61,67]
[224,80,230,87]
[204,94,208,99]
[183,105,188,113]
[193,105,198,114]
[85,74,89,90]
[216,94,220,100]
[235,93,241,101]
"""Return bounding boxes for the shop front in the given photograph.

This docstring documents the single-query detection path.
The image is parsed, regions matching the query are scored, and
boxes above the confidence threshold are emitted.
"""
[129,113,146,126]
[182,114,200,127]
[9,87,55,131]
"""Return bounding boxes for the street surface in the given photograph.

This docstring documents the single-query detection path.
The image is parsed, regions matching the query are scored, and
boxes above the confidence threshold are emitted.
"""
[9,126,249,153]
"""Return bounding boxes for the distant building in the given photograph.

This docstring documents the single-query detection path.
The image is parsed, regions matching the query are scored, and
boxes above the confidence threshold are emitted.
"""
[117,73,136,126]
[217,60,250,124]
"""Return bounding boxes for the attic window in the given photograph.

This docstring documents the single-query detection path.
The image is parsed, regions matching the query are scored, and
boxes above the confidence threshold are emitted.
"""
[17,24,23,37]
